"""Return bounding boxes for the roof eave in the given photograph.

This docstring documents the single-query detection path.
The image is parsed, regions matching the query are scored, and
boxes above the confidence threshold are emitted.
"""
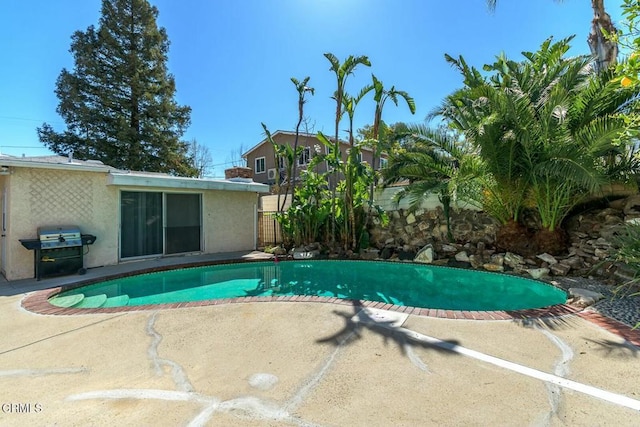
[107,172,270,193]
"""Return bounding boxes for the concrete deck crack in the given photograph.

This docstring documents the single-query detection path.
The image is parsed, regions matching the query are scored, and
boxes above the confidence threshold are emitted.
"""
[0,367,87,377]
[535,325,574,426]
[284,329,357,414]
[146,312,194,393]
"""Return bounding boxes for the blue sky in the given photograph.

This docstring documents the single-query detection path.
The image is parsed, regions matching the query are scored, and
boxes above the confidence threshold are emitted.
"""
[0,0,625,176]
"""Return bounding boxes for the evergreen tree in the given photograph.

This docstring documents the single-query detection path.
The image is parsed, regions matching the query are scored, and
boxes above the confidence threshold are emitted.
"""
[37,0,196,176]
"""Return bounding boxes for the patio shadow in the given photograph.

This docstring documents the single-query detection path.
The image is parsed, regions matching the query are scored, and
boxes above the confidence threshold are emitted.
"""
[584,338,639,357]
[316,300,461,358]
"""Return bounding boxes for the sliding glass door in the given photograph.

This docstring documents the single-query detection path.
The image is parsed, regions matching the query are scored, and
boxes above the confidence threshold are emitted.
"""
[165,193,201,254]
[120,191,201,259]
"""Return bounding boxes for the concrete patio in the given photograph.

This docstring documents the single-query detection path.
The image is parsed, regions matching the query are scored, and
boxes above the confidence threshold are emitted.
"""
[1,252,639,426]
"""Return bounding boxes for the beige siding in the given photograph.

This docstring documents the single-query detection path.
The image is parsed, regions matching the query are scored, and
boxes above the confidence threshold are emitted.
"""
[203,190,258,252]
[247,133,327,184]
[260,194,292,211]
[245,132,386,186]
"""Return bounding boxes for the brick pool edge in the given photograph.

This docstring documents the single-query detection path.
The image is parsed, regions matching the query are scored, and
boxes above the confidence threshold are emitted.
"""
[20,258,640,347]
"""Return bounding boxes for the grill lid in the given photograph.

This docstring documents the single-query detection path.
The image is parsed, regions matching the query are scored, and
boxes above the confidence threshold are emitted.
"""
[38,225,82,248]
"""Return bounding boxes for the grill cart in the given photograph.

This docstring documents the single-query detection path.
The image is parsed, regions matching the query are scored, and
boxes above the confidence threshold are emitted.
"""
[20,226,97,280]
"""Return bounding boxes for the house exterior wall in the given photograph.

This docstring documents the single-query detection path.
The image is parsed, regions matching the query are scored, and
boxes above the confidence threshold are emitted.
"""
[247,133,323,185]
[5,168,118,280]
[203,190,258,252]
[245,132,383,186]
[3,167,262,281]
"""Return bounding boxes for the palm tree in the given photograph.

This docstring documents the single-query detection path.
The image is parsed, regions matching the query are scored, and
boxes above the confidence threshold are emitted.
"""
[434,36,638,254]
[341,85,373,250]
[486,0,617,72]
[369,74,416,203]
[290,77,314,192]
[324,53,371,245]
[434,54,532,246]
[383,124,483,241]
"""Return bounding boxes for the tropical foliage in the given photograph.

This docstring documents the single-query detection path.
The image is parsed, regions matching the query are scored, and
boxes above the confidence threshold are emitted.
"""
[614,0,640,88]
[487,0,618,73]
[267,10,640,261]
[262,53,404,252]
[610,221,640,330]
[324,53,372,247]
[276,167,331,247]
[385,36,639,254]
[383,124,482,241]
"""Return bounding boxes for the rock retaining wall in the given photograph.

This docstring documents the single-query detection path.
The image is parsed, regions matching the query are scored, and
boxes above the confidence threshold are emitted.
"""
[366,195,640,284]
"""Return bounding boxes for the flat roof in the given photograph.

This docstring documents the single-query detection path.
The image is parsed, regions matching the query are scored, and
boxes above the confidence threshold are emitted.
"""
[107,171,270,193]
[0,155,115,172]
[1,155,269,193]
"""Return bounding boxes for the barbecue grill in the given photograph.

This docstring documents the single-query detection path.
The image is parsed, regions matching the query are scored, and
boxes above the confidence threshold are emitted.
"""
[19,225,97,280]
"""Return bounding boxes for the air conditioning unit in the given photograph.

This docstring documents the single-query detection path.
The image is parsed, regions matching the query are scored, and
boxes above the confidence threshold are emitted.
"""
[267,168,277,180]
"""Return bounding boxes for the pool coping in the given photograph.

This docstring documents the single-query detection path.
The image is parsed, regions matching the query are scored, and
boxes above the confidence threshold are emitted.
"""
[20,258,640,347]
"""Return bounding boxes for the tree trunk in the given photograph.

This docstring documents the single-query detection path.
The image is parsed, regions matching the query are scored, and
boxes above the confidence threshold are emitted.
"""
[533,227,569,256]
[495,220,536,256]
[588,0,618,72]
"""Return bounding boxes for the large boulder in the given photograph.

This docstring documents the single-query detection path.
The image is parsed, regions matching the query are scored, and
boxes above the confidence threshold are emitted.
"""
[567,288,605,308]
[527,268,550,280]
[414,244,434,264]
[455,251,470,263]
[623,194,640,216]
[292,247,320,259]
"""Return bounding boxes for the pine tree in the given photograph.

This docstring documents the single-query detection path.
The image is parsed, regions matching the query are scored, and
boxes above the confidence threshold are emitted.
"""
[37,0,196,176]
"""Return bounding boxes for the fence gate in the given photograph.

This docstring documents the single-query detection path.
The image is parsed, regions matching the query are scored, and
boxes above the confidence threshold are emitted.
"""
[257,210,283,248]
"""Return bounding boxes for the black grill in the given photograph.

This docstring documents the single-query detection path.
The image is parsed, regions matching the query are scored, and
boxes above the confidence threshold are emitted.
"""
[20,226,97,280]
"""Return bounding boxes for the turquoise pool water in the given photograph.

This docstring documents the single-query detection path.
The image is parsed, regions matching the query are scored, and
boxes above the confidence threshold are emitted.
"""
[49,260,567,311]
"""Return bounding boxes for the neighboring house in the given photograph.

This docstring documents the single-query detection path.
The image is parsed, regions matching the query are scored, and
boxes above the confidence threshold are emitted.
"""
[0,155,269,281]
[242,130,388,187]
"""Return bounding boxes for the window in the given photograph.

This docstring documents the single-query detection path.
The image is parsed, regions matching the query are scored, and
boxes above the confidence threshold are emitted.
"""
[379,157,388,169]
[255,157,266,174]
[356,152,363,163]
[278,156,285,170]
[298,147,311,166]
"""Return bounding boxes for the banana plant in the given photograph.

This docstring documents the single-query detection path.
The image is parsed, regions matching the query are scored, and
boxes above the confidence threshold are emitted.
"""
[341,85,373,250]
[324,53,371,245]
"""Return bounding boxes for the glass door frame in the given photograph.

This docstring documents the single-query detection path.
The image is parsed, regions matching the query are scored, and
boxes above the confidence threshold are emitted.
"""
[119,190,203,260]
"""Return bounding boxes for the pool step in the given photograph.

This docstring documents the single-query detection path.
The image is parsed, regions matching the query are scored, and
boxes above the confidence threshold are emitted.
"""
[72,294,108,308]
[49,294,85,308]
[101,294,130,308]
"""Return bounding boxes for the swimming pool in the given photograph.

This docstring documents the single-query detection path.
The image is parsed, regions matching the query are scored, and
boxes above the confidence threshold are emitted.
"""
[48,260,567,311]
